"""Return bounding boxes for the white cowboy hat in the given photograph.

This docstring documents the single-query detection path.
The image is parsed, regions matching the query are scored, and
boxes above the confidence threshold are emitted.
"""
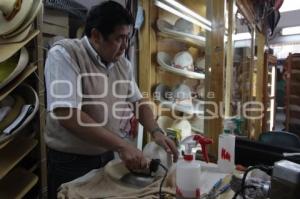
[156,18,205,47]
[157,52,205,79]
[154,83,204,115]
[0,0,33,35]
[0,24,32,44]
[189,115,204,134]
[0,47,29,89]
[0,84,39,144]
[195,57,205,72]
[4,0,42,37]
[173,51,194,71]
[172,83,193,106]
[0,30,39,63]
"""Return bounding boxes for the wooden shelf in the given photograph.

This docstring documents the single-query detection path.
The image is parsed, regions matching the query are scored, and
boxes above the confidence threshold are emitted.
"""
[0,64,37,101]
[0,137,37,179]
[158,32,205,48]
[0,168,38,198]
[158,65,205,80]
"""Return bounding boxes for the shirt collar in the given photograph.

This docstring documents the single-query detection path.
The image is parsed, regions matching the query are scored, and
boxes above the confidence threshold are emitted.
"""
[83,36,114,69]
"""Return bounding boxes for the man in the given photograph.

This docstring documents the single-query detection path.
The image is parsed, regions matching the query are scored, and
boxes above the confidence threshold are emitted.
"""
[44,1,178,198]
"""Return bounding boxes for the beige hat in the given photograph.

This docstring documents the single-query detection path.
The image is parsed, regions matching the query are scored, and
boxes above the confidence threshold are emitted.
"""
[4,0,42,37]
[154,83,204,115]
[156,19,205,47]
[0,0,33,35]
[157,52,205,79]
[0,84,39,144]
[0,24,32,44]
[173,18,194,34]
[195,57,205,72]
[0,29,39,63]
[172,84,192,106]
[0,47,29,89]
[173,51,194,71]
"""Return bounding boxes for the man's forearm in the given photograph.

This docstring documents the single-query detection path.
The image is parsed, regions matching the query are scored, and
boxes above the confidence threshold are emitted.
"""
[137,102,160,133]
[54,108,127,152]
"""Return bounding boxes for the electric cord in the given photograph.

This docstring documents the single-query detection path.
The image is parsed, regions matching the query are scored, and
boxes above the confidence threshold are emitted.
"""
[157,162,168,199]
[232,165,273,199]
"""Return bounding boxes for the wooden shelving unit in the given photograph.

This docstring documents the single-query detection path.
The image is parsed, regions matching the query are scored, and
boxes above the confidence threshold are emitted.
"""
[262,53,277,132]
[0,65,37,101]
[0,137,37,179]
[285,53,300,134]
[0,168,38,199]
[0,2,46,198]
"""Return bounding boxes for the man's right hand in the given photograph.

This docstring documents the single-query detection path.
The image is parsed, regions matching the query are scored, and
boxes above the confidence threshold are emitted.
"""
[117,143,148,171]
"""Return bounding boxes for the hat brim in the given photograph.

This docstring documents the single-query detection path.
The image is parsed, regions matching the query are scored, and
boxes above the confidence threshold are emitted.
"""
[157,19,206,47]
[154,83,205,115]
[171,119,192,138]
[0,29,39,63]
[157,115,174,132]
[0,0,33,35]
[0,24,32,44]
[157,51,205,79]
[0,84,39,144]
[5,0,42,37]
[0,47,29,89]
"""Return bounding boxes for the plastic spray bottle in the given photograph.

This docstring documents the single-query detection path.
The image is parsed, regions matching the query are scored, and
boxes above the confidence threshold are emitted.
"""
[217,119,236,173]
[176,135,213,199]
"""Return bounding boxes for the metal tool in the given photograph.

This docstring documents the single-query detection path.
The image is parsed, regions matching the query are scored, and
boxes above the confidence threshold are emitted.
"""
[120,159,161,188]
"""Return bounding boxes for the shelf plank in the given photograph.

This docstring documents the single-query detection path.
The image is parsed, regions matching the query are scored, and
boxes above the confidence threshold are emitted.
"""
[0,137,37,179]
[0,168,38,199]
[158,32,205,48]
[158,65,205,80]
[0,64,37,101]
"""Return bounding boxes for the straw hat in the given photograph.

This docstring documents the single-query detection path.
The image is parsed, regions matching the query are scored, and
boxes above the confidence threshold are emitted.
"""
[0,29,39,63]
[0,24,32,44]
[0,47,29,89]
[4,0,42,37]
[0,84,39,144]
[173,18,194,34]
[154,83,204,115]
[156,19,205,47]
[173,51,194,71]
[0,0,33,35]
[195,57,205,72]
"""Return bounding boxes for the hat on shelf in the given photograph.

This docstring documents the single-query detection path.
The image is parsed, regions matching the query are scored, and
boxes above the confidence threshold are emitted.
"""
[0,29,39,63]
[173,18,194,34]
[0,84,39,144]
[0,0,33,35]
[4,0,42,38]
[156,18,205,46]
[173,51,194,71]
[195,57,205,72]
[0,24,32,44]
[172,84,193,106]
[0,47,29,89]
[157,115,192,139]
[189,115,204,134]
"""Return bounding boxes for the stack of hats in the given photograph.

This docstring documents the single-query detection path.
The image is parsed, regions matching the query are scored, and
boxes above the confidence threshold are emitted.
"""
[0,0,41,143]
[0,0,42,58]
[0,84,39,144]
[0,0,42,86]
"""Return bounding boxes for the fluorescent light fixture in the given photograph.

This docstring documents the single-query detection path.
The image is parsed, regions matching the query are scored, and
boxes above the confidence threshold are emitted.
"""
[233,33,251,41]
[155,0,211,31]
[281,26,300,36]
[163,0,211,26]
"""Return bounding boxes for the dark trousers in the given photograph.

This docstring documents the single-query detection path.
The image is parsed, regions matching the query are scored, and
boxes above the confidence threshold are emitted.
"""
[47,148,114,199]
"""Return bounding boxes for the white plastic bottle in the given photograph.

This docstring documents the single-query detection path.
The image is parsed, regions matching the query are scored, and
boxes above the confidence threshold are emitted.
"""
[176,143,202,199]
[217,120,236,173]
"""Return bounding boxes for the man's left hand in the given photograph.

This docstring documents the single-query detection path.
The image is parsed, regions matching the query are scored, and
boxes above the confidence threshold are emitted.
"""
[152,131,178,162]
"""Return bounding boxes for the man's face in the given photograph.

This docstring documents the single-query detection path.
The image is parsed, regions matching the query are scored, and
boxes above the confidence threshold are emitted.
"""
[92,25,131,63]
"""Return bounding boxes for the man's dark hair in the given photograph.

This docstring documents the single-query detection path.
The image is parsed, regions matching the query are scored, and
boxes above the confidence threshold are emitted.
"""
[84,1,134,39]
